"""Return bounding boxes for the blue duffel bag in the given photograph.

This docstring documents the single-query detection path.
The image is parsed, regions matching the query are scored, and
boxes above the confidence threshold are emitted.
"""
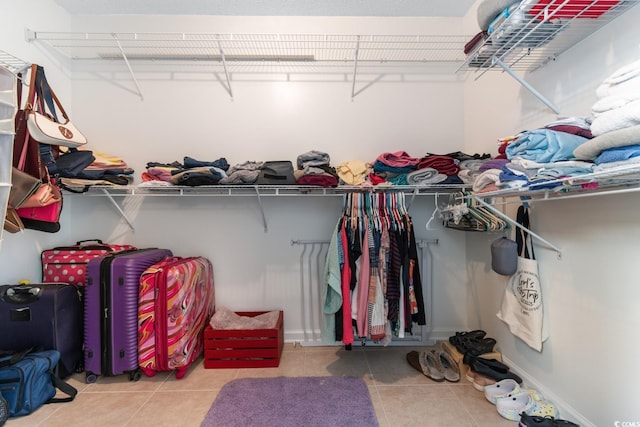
[0,349,77,419]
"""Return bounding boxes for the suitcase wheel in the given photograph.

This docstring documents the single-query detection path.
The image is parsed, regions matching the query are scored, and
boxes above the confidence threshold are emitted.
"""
[85,373,98,384]
[129,370,141,382]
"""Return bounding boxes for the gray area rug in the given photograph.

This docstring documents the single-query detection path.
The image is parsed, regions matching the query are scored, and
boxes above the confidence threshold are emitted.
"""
[201,376,378,427]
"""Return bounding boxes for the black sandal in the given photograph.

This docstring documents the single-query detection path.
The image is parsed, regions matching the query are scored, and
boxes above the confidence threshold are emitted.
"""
[448,329,486,347]
[461,337,497,356]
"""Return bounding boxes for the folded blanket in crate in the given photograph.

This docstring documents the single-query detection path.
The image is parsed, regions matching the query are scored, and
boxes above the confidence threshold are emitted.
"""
[209,307,280,330]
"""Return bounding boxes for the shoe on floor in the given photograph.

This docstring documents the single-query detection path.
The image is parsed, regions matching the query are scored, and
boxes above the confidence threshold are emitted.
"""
[406,350,445,382]
[448,329,486,347]
[496,389,545,421]
[471,357,522,384]
[518,413,555,427]
[465,368,475,383]
[484,378,520,404]
[497,392,536,421]
[436,349,460,382]
[472,372,496,391]
[526,399,558,419]
[519,412,580,427]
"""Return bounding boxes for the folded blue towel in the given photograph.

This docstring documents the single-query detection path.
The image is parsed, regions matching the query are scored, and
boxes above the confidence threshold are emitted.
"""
[506,129,588,163]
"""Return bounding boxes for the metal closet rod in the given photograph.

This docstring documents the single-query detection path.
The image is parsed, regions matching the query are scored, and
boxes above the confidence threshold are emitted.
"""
[471,195,562,258]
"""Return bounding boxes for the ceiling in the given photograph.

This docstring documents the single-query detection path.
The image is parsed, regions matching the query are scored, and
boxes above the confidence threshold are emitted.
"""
[51,0,477,17]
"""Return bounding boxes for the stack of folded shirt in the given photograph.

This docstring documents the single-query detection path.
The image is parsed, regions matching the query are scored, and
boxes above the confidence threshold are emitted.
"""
[59,149,135,187]
[294,150,338,187]
[417,154,460,176]
[141,156,229,186]
[336,160,371,186]
[219,161,264,184]
[370,151,421,184]
[169,156,229,186]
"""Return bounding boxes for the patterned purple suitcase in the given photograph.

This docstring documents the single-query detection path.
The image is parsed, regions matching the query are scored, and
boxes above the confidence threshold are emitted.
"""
[83,248,172,383]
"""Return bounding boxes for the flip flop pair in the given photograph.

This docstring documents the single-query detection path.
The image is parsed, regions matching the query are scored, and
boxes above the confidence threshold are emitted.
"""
[406,348,460,382]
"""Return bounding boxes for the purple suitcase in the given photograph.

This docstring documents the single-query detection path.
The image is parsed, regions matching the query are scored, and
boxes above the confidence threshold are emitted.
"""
[83,248,172,383]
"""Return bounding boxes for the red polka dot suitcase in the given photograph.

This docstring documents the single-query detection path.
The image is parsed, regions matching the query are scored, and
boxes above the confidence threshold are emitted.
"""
[41,239,137,287]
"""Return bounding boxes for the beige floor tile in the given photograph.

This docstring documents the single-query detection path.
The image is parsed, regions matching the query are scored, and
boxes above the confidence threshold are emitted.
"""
[83,370,172,392]
[234,350,306,378]
[376,385,478,427]
[159,359,239,391]
[125,390,218,427]
[303,347,372,381]
[35,392,152,427]
[449,383,518,426]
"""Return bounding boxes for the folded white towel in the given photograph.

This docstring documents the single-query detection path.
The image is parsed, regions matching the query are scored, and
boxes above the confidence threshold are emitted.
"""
[603,58,640,85]
[596,70,640,100]
[592,96,632,115]
[472,168,501,192]
[590,99,640,136]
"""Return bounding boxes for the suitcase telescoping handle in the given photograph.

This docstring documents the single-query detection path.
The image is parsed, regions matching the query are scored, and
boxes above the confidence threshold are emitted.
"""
[3,286,42,303]
[76,239,104,245]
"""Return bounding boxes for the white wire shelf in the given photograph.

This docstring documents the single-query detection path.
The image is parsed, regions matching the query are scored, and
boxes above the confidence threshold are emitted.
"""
[0,50,30,74]
[63,184,470,233]
[63,183,470,197]
[26,31,471,99]
[459,0,640,74]
[473,161,640,202]
[27,31,469,65]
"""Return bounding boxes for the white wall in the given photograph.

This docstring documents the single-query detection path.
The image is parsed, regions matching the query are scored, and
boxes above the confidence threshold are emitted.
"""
[0,5,470,344]
[463,3,640,426]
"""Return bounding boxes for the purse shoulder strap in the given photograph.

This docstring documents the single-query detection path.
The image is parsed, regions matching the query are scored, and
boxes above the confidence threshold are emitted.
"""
[34,66,69,123]
[515,205,535,260]
[16,65,40,172]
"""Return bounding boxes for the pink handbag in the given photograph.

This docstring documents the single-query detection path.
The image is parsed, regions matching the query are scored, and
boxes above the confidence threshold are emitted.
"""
[18,180,62,208]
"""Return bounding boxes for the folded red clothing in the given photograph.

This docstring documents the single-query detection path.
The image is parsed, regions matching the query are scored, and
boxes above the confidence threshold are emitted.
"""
[368,173,387,185]
[296,174,338,187]
[417,155,460,176]
[376,151,421,168]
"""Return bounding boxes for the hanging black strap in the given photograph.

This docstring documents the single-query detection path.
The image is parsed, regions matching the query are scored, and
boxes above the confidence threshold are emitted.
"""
[515,205,535,260]
[0,348,34,369]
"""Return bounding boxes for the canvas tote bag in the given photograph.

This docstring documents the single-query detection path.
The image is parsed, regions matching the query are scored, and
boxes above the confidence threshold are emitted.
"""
[496,205,549,352]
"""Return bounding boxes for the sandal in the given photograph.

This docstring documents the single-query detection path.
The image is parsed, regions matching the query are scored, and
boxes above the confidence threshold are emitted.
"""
[436,349,460,382]
[448,329,486,347]
[460,337,497,356]
[406,350,445,382]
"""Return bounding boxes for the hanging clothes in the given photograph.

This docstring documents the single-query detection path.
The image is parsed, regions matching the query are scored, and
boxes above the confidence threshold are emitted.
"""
[322,192,427,346]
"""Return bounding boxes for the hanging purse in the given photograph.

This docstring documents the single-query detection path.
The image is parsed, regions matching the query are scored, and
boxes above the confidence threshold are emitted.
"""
[8,167,41,209]
[16,198,62,233]
[18,179,62,208]
[12,75,64,234]
[27,112,87,148]
[3,206,25,234]
[26,65,87,148]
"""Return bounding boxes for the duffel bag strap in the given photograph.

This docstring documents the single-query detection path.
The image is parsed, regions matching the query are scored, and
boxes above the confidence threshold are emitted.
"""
[0,347,34,369]
[46,370,78,404]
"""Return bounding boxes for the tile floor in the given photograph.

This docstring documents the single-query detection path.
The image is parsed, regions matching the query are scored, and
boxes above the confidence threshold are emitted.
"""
[5,344,518,427]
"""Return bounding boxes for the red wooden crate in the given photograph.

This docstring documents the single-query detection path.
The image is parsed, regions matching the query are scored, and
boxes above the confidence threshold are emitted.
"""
[203,311,284,369]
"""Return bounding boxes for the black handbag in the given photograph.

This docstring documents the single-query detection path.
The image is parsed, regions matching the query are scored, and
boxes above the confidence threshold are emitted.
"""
[256,161,296,185]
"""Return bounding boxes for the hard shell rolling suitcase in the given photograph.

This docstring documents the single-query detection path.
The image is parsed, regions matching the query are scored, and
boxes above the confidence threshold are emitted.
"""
[0,283,82,379]
[83,248,172,383]
[41,239,137,287]
[138,256,215,379]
